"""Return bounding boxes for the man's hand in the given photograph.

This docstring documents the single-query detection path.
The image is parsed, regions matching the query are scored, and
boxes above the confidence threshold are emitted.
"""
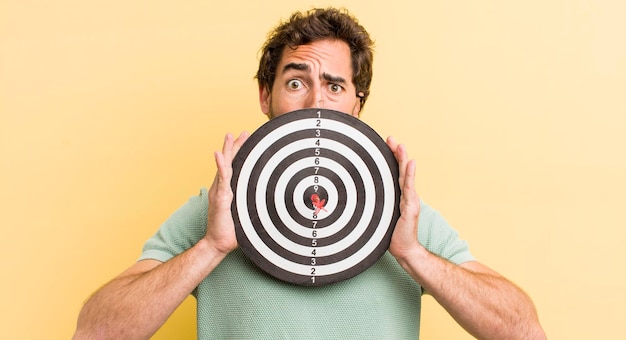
[205,132,249,255]
[386,136,422,260]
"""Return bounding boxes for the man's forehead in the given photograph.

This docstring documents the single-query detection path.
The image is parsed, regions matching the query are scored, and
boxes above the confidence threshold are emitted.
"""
[277,40,352,74]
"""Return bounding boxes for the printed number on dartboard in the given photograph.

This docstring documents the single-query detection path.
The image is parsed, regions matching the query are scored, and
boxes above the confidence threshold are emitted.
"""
[311,111,323,284]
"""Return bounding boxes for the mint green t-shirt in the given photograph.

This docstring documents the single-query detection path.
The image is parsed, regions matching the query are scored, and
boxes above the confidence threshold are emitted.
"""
[140,188,474,339]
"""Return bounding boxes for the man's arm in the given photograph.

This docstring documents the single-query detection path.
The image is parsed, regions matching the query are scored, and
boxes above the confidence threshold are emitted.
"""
[73,132,248,340]
[73,242,227,339]
[386,137,546,340]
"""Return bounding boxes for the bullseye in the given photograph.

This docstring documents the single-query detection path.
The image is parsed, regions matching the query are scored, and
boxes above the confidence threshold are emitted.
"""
[231,108,400,286]
[304,186,328,214]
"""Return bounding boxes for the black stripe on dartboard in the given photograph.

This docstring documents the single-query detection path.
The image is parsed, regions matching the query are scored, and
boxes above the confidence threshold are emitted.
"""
[249,131,383,267]
[281,164,349,230]
[238,131,353,233]
[269,150,360,241]
[269,146,356,227]
[245,147,361,265]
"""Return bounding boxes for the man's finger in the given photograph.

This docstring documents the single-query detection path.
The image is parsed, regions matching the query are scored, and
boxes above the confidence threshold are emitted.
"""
[231,131,249,160]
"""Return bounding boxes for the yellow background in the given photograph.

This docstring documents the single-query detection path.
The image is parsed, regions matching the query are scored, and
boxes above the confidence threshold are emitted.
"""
[2,1,624,339]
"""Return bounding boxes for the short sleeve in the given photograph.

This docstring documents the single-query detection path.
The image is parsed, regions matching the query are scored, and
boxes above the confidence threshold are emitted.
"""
[138,188,209,262]
[417,200,475,265]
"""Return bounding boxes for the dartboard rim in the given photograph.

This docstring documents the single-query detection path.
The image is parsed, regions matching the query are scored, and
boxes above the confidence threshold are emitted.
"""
[231,108,400,286]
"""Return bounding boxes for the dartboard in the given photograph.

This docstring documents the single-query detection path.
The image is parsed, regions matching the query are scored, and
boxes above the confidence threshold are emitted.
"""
[231,108,400,286]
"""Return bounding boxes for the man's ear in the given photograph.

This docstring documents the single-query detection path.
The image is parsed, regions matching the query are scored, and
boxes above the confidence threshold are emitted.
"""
[351,94,362,118]
[259,85,271,117]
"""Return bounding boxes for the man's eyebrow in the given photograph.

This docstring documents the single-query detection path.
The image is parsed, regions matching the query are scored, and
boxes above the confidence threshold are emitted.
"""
[282,62,310,73]
[281,63,348,84]
[322,72,347,84]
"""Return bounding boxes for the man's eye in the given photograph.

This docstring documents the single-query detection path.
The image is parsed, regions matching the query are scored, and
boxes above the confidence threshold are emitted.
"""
[288,79,303,90]
[329,83,343,93]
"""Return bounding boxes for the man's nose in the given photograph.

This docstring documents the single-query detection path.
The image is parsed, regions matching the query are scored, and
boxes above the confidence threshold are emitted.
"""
[305,87,324,109]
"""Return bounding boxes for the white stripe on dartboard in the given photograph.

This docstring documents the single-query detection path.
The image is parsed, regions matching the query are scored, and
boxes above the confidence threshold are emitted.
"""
[265,143,357,238]
[260,146,364,248]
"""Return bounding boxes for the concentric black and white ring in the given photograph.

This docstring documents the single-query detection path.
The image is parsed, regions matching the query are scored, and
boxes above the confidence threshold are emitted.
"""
[232,108,400,286]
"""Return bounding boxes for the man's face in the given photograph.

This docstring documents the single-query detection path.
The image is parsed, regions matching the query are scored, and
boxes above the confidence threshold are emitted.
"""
[260,39,361,119]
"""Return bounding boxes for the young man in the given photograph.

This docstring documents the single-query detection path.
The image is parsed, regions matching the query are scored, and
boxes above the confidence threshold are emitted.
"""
[74,8,545,339]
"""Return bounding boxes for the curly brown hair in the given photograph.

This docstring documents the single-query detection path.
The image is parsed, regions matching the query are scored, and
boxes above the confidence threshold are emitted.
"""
[256,8,375,111]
